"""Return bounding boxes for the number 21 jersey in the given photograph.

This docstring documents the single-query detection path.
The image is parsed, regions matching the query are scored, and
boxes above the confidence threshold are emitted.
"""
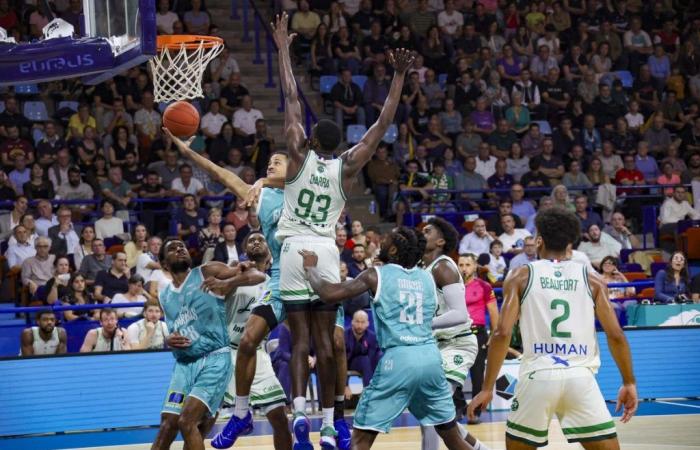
[276,150,346,241]
[519,259,600,375]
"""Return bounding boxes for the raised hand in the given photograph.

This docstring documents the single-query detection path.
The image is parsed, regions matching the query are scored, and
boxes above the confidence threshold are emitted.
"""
[387,48,415,74]
[162,127,196,155]
[271,12,296,49]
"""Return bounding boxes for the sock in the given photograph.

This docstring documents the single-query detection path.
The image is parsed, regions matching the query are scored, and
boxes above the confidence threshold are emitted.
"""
[233,396,249,419]
[334,399,345,421]
[322,407,334,428]
[457,424,467,440]
[470,438,490,450]
[420,425,440,450]
[293,396,306,414]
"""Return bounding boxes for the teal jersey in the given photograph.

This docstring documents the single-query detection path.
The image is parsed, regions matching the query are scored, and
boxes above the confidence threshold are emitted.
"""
[372,264,438,350]
[159,267,229,362]
[256,187,284,278]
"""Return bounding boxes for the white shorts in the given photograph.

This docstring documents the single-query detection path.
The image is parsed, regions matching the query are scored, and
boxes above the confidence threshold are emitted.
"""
[279,235,340,305]
[225,348,287,413]
[437,333,478,384]
[506,367,616,447]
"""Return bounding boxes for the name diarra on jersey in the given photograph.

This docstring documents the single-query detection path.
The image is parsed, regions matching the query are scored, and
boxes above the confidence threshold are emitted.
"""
[309,173,330,189]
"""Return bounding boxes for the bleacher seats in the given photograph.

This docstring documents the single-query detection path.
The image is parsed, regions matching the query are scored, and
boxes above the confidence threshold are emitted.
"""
[320,75,337,94]
[32,128,45,146]
[382,123,398,144]
[347,124,367,144]
[23,101,49,121]
[614,71,634,88]
[352,75,367,90]
[15,84,39,95]
[534,120,552,135]
[58,101,79,112]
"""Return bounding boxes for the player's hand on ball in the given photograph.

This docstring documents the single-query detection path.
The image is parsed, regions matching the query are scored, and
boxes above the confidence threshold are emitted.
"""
[167,332,192,348]
[467,390,492,422]
[616,383,638,423]
[161,127,195,154]
[271,12,296,49]
[388,48,415,74]
[298,249,318,270]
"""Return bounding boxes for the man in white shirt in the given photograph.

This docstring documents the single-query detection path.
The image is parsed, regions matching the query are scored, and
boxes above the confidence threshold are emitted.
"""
[474,142,497,180]
[34,200,57,237]
[136,237,163,282]
[6,225,35,270]
[498,213,531,254]
[156,0,179,34]
[659,186,700,252]
[232,95,264,144]
[170,164,208,197]
[48,149,72,190]
[57,167,95,214]
[577,224,622,269]
[437,0,462,40]
[209,46,240,83]
[458,218,494,256]
[48,207,79,256]
[134,92,162,145]
[200,100,228,140]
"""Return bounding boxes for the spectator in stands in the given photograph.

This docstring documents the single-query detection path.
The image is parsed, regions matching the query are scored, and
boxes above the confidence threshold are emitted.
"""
[35,121,64,167]
[635,141,660,184]
[101,167,135,219]
[599,256,636,302]
[574,194,603,236]
[680,118,700,156]
[220,72,250,115]
[86,155,109,193]
[124,224,148,269]
[510,183,535,223]
[512,68,541,113]
[200,100,228,142]
[34,200,57,237]
[80,308,131,352]
[533,138,564,185]
[213,223,239,265]
[122,152,145,189]
[8,154,30,195]
[682,153,700,184]
[592,83,626,130]
[67,104,96,140]
[470,97,496,136]
[604,212,641,250]
[56,167,95,214]
[198,208,224,263]
[367,145,400,219]
[73,226,95,271]
[156,0,178,34]
[614,154,645,192]
[112,274,150,318]
[654,251,690,304]
[395,159,432,225]
[107,126,137,169]
[508,236,538,272]
[183,0,210,34]
[344,309,381,387]
[127,299,169,350]
[578,224,622,269]
[21,237,55,295]
[335,226,353,265]
[347,244,369,278]
[520,123,544,159]
[487,159,514,201]
[134,92,161,150]
[659,186,700,251]
[170,163,208,197]
[226,197,251,235]
[474,142,497,180]
[48,207,79,257]
[586,157,611,187]
[488,119,518,159]
[428,161,455,212]
[599,141,623,179]
[499,213,531,255]
[332,69,366,130]
[39,256,72,305]
[0,171,17,202]
[550,184,574,212]
[363,63,391,126]
[656,161,680,197]
[6,225,34,270]
[644,113,680,157]
[136,236,162,282]
[94,200,126,241]
[79,239,112,286]
[624,16,653,74]
[562,160,593,195]
[0,0,19,35]
[103,97,135,141]
[20,310,66,356]
[455,119,482,159]
[9,214,37,248]
[93,252,129,304]
[23,163,54,201]
[75,126,101,171]
[176,194,207,241]
[233,96,264,146]
[648,44,671,91]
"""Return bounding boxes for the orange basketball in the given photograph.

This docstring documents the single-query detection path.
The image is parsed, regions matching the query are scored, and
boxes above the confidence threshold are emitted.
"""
[163,101,200,137]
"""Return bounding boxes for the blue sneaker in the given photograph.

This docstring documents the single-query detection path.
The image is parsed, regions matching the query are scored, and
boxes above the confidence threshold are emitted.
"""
[334,418,351,450]
[293,412,313,450]
[319,425,337,450]
[211,411,254,449]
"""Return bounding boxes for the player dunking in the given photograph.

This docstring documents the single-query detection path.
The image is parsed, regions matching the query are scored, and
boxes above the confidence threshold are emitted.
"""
[151,239,266,450]
[468,207,638,449]
[420,218,491,450]
[271,13,414,450]
[163,128,350,450]
[299,227,475,450]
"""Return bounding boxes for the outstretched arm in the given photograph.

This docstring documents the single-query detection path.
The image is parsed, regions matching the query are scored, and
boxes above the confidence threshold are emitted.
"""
[430,260,470,330]
[201,261,267,296]
[342,49,415,179]
[272,13,306,172]
[300,250,376,303]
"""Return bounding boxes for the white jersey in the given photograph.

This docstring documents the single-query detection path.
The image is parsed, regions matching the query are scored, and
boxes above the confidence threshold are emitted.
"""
[276,150,346,241]
[519,259,600,375]
[127,319,168,349]
[94,327,125,352]
[29,327,60,355]
[225,275,269,346]
[426,255,473,341]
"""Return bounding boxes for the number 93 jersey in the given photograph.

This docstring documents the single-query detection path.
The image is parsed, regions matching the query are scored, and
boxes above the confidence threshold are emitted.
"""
[519,260,600,376]
[276,150,346,241]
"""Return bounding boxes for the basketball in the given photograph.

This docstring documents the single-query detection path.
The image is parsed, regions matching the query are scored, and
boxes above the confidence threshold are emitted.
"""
[163,101,200,137]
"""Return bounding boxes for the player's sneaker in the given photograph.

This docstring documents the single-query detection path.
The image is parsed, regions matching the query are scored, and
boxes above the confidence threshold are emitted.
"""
[319,425,338,450]
[334,418,351,450]
[292,412,313,450]
[211,411,254,449]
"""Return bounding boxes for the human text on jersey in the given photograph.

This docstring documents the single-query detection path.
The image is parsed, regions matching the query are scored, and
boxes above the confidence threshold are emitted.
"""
[533,342,588,356]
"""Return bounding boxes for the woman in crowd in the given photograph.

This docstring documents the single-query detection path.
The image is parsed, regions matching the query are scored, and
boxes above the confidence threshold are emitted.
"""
[484,71,511,119]
[23,163,54,201]
[439,99,463,142]
[108,125,137,168]
[85,154,109,193]
[561,160,593,195]
[512,26,534,61]
[126,300,169,350]
[94,199,125,241]
[124,223,148,269]
[73,225,96,270]
[654,252,691,304]
[111,275,151,318]
[550,184,574,211]
[498,44,523,88]
[442,148,463,178]
[199,207,225,263]
[332,26,361,74]
[657,161,680,197]
[505,91,531,134]
[506,142,529,182]
[346,220,367,250]
[76,125,101,172]
[599,256,636,300]
[310,23,334,76]
[8,214,38,247]
[586,157,611,186]
[63,273,97,321]
[40,256,73,305]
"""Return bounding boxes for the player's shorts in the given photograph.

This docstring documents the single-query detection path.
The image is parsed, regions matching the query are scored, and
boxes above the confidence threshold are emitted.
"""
[506,367,616,447]
[279,235,340,307]
[224,347,287,414]
[162,347,232,416]
[251,275,286,330]
[437,332,478,385]
[353,344,455,433]
[336,306,344,329]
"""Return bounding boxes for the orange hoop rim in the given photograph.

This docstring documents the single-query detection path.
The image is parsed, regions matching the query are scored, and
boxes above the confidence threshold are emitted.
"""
[156,34,224,51]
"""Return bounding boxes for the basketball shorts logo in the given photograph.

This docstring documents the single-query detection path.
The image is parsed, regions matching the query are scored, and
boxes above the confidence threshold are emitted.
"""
[511,398,519,411]
[453,355,464,365]
[166,390,185,407]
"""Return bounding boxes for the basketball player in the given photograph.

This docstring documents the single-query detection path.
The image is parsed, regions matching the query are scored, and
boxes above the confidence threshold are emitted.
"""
[421,218,490,450]
[20,310,67,356]
[299,227,474,450]
[468,207,638,449]
[272,12,414,449]
[151,239,266,450]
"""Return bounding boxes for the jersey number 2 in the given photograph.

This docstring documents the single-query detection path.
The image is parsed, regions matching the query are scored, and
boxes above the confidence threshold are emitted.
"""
[550,299,571,338]
[294,188,331,223]
[399,291,424,325]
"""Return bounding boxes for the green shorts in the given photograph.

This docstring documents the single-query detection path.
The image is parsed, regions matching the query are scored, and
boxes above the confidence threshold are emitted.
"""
[162,348,232,416]
[353,344,455,433]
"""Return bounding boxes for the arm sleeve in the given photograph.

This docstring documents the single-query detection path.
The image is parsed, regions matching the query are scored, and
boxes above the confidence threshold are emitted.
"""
[431,282,470,330]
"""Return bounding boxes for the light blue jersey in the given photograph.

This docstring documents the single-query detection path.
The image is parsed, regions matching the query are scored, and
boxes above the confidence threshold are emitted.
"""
[256,187,284,279]
[159,266,229,362]
[372,264,438,349]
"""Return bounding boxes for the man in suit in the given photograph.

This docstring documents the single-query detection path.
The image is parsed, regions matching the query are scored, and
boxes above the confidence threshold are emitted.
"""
[0,196,28,241]
[213,223,239,265]
[48,207,80,257]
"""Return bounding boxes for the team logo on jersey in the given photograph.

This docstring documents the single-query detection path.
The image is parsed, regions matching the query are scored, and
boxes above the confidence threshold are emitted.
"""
[317,165,325,173]
[554,271,562,278]
[551,355,570,366]
[453,355,464,365]
[511,398,519,411]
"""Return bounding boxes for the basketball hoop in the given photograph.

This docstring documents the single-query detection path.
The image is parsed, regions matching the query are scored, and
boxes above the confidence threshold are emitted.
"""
[149,35,224,103]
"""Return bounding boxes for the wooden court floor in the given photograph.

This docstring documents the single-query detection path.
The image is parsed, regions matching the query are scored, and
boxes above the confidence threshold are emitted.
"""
[83,414,700,450]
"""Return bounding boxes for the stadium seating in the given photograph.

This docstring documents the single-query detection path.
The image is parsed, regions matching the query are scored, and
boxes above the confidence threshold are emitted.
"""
[23,101,49,121]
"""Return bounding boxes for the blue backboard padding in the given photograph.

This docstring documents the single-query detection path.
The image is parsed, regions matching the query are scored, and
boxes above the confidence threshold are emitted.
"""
[0,351,175,437]
[595,327,700,400]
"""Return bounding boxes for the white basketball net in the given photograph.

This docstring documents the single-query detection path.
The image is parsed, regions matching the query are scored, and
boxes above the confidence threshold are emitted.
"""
[149,38,223,103]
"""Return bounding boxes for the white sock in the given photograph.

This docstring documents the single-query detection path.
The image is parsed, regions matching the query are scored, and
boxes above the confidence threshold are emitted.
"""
[293,396,306,414]
[472,439,490,450]
[457,423,467,439]
[335,395,345,402]
[233,396,250,419]
[322,407,334,428]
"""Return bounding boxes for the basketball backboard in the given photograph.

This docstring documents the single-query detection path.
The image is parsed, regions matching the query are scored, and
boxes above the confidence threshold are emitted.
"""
[0,0,155,86]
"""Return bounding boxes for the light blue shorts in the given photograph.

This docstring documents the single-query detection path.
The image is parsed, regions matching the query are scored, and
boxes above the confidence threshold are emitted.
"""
[162,349,232,416]
[353,344,455,433]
